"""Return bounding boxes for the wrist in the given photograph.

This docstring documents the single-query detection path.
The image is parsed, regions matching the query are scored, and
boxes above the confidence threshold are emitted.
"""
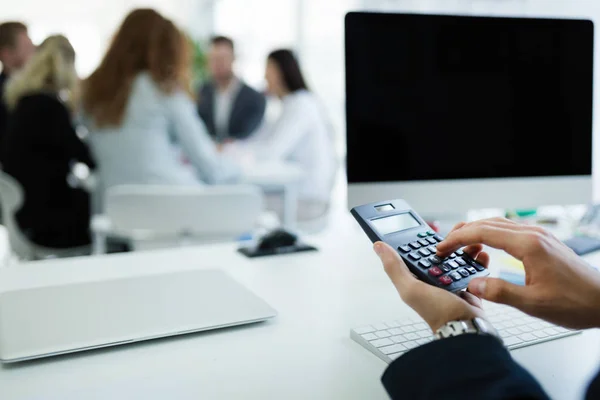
[435,318,502,344]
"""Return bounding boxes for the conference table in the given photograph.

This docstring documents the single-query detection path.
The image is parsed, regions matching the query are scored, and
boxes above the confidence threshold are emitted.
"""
[0,213,599,399]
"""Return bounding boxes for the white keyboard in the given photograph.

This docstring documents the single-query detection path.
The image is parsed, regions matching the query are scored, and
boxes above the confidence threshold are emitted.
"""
[351,303,581,364]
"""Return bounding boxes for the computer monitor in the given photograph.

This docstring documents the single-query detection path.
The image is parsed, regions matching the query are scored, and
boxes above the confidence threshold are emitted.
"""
[345,12,594,217]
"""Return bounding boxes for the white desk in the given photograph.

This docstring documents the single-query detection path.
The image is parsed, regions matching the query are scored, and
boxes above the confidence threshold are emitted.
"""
[242,162,303,231]
[1,215,599,400]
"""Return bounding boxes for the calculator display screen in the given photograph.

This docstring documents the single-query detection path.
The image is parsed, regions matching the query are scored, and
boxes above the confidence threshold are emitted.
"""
[371,213,420,235]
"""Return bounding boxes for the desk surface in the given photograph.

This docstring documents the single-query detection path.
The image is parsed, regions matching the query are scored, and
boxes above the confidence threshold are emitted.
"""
[1,214,599,400]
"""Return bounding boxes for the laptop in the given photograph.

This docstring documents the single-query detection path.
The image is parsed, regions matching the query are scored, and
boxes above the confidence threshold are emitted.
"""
[0,269,276,362]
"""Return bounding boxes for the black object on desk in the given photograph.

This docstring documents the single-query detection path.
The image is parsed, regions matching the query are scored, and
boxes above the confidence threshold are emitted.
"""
[238,229,317,258]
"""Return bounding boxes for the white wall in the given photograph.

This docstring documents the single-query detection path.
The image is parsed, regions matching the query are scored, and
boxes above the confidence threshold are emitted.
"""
[359,0,600,199]
[1,0,215,77]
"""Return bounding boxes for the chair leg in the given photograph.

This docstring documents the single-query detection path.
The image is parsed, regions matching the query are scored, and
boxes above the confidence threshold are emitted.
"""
[92,231,107,255]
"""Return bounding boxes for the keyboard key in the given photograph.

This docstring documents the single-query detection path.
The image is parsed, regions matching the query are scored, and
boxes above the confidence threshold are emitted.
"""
[433,235,443,242]
[439,275,453,285]
[428,267,443,277]
[518,333,537,342]
[466,267,477,275]
[391,335,408,343]
[403,341,419,350]
[361,333,378,341]
[440,264,451,273]
[380,343,409,355]
[498,329,511,339]
[543,327,560,336]
[417,232,428,238]
[416,338,430,345]
[428,255,442,264]
[448,260,459,269]
[404,332,420,341]
[449,253,457,258]
[389,352,405,360]
[532,330,549,339]
[386,321,401,328]
[427,230,436,236]
[517,325,533,333]
[418,239,430,246]
[456,258,467,266]
[458,269,469,277]
[373,323,388,331]
[503,336,523,347]
[456,249,464,256]
[388,328,403,335]
[418,248,431,257]
[409,242,421,249]
[507,328,522,336]
[375,331,392,338]
[555,327,570,334]
[450,271,462,281]
[401,325,417,333]
[409,253,421,261]
[354,326,375,334]
[426,237,437,245]
[370,338,394,348]
[418,260,432,268]
[398,245,411,253]
[417,330,432,338]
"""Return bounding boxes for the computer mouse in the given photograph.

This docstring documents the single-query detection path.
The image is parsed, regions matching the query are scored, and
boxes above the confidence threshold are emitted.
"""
[257,229,298,251]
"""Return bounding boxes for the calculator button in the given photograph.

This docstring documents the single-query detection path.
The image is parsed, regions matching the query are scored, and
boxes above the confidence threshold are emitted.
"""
[456,258,467,266]
[427,230,436,236]
[428,267,443,277]
[449,253,457,258]
[409,242,421,249]
[456,249,464,256]
[418,248,430,257]
[468,259,486,271]
[438,275,453,286]
[418,260,432,268]
[426,237,437,245]
[466,267,477,275]
[448,260,459,269]
[409,253,421,261]
[398,245,411,253]
[427,245,437,253]
[458,269,470,277]
[433,235,443,242]
[450,271,462,281]
[428,255,442,264]
[417,232,428,238]
[418,239,429,246]
[440,264,450,272]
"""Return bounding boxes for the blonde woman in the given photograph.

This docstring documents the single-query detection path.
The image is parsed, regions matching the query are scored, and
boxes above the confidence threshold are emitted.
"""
[1,35,95,248]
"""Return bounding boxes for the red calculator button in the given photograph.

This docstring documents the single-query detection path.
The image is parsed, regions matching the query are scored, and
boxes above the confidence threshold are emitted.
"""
[428,267,443,277]
[438,275,453,286]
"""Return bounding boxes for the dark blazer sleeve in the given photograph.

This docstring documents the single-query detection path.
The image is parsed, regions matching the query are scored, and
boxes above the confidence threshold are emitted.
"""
[197,83,216,138]
[228,84,266,140]
[382,334,551,400]
[51,100,96,169]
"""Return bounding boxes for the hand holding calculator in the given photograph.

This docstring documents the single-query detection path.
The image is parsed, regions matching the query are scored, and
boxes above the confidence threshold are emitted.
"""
[351,199,489,292]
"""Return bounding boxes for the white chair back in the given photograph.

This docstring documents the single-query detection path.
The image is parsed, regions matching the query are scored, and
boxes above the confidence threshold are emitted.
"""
[104,184,264,243]
[0,171,33,259]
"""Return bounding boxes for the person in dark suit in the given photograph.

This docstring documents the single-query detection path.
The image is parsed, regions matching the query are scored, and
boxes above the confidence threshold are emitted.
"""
[0,22,34,154]
[197,36,266,142]
[372,218,600,399]
[2,35,95,248]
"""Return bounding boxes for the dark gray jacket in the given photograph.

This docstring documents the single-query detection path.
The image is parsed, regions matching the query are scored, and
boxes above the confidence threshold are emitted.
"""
[197,80,266,141]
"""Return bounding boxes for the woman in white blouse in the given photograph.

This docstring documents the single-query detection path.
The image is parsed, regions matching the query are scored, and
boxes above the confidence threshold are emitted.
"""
[248,49,336,220]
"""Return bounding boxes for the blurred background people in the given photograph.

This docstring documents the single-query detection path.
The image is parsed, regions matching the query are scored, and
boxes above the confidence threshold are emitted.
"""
[1,35,95,248]
[0,22,35,153]
[197,36,266,143]
[82,9,240,193]
[237,49,336,221]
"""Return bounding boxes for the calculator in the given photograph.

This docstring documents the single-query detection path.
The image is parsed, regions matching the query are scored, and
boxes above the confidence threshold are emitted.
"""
[351,199,489,292]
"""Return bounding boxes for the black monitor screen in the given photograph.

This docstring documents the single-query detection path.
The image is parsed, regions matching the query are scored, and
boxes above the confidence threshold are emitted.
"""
[345,13,594,183]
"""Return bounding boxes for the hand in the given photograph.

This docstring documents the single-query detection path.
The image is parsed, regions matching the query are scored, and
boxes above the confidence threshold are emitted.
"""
[436,218,600,329]
[373,241,490,331]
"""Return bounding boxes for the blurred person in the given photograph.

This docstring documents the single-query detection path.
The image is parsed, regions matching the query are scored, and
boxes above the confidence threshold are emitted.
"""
[82,9,239,191]
[233,49,335,221]
[373,218,600,399]
[197,36,266,142]
[0,22,35,153]
[1,35,95,248]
